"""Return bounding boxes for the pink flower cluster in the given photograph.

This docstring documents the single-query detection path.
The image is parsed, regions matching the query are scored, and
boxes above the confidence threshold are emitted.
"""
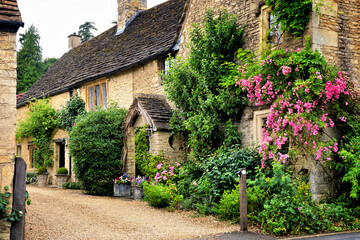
[235,53,351,167]
[154,162,180,182]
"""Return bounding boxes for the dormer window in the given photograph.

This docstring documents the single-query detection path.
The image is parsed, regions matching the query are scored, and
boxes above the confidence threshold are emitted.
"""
[87,80,107,110]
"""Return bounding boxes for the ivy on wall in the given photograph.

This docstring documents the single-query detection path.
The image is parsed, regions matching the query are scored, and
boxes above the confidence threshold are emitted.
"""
[265,0,312,36]
[16,99,57,168]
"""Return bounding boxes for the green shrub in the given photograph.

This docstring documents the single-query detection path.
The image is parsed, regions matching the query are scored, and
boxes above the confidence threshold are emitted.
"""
[183,145,261,212]
[68,105,127,196]
[62,182,81,190]
[26,172,37,184]
[37,166,47,173]
[143,183,183,210]
[213,185,240,222]
[56,167,68,175]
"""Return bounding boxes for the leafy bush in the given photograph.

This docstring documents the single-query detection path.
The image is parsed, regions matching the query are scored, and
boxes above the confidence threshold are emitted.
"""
[182,146,261,212]
[143,183,183,210]
[0,186,23,222]
[68,105,127,196]
[57,167,68,175]
[37,166,47,173]
[213,185,240,222]
[62,182,81,190]
[26,172,37,184]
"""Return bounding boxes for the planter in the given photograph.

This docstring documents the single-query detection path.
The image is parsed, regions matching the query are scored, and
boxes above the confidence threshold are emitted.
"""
[36,172,49,187]
[134,187,144,201]
[55,174,69,188]
[114,183,131,197]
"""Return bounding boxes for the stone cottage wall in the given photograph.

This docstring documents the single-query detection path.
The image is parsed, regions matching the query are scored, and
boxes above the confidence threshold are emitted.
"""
[0,30,17,238]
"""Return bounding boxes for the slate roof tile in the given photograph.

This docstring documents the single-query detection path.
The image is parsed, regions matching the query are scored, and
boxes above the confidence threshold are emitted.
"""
[17,0,187,107]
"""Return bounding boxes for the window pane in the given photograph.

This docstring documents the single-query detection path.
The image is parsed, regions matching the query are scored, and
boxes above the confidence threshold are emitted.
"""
[102,83,107,108]
[89,87,94,109]
[95,85,101,106]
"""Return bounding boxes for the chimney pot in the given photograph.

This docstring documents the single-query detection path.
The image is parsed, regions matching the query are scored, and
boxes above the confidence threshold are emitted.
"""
[68,33,81,50]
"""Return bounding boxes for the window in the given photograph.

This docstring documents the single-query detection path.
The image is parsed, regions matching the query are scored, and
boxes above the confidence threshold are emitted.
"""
[253,109,271,144]
[16,144,22,157]
[29,145,37,169]
[87,81,107,109]
[260,5,282,45]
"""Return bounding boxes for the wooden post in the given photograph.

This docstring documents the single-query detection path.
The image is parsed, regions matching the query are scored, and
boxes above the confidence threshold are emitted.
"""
[239,168,248,232]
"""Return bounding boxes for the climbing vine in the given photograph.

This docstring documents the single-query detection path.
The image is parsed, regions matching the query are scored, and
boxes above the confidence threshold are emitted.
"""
[16,99,57,168]
[232,43,360,199]
[56,92,86,132]
[265,0,312,36]
[163,9,245,160]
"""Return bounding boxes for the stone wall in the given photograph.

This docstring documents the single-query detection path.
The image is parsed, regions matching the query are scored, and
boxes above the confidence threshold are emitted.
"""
[0,31,17,238]
[310,0,360,88]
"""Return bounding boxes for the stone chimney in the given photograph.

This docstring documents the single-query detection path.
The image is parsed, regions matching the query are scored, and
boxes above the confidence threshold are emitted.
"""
[68,33,81,50]
[117,0,147,30]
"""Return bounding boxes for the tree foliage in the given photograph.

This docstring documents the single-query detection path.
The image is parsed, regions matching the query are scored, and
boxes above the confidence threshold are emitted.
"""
[17,25,44,93]
[17,25,58,93]
[163,10,245,160]
[78,22,97,43]
[68,105,127,196]
[16,99,57,167]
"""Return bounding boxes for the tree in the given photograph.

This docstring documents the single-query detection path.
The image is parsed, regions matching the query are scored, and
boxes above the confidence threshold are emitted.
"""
[42,57,58,73]
[78,22,98,43]
[17,25,44,93]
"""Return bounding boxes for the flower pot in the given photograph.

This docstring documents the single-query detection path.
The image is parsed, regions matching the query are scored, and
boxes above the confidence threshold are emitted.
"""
[134,187,144,201]
[36,172,49,187]
[114,183,131,197]
[55,174,69,188]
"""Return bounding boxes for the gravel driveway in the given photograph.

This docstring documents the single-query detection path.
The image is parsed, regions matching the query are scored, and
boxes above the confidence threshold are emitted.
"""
[25,185,239,240]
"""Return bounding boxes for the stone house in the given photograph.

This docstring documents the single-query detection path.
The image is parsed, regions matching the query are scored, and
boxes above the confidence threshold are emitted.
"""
[0,0,23,237]
[16,0,360,199]
[175,0,359,200]
[16,0,188,185]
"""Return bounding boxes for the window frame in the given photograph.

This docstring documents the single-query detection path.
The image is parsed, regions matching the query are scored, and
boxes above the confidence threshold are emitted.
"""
[86,79,108,110]
[259,5,282,46]
[253,108,271,144]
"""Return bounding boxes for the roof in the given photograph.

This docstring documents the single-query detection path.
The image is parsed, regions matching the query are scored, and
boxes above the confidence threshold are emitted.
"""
[124,94,173,131]
[17,0,187,107]
[0,0,24,31]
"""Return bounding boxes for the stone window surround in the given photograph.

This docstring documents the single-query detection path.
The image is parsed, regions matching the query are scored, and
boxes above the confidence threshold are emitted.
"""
[253,108,270,144]
[85,79,108,110]
[259,5,282,46]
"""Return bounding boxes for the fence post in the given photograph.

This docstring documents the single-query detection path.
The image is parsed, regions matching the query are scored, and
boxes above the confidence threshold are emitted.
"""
[238,168,247,232]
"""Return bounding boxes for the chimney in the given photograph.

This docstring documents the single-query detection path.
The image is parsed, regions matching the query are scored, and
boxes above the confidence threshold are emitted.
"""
[68,33,81,50]
[117,0,147,30]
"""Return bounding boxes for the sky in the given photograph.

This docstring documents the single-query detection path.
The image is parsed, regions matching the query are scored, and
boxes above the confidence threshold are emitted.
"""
[17,0,167,59]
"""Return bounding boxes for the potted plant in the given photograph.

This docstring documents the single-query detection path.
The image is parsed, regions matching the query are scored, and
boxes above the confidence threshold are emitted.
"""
[55,167,69,188]
[133,176,147,200]
[113,173,132,197]
[36,166,48,187]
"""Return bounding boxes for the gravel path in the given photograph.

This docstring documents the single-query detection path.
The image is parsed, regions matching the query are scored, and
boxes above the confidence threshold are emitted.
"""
[25,185,239,240]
